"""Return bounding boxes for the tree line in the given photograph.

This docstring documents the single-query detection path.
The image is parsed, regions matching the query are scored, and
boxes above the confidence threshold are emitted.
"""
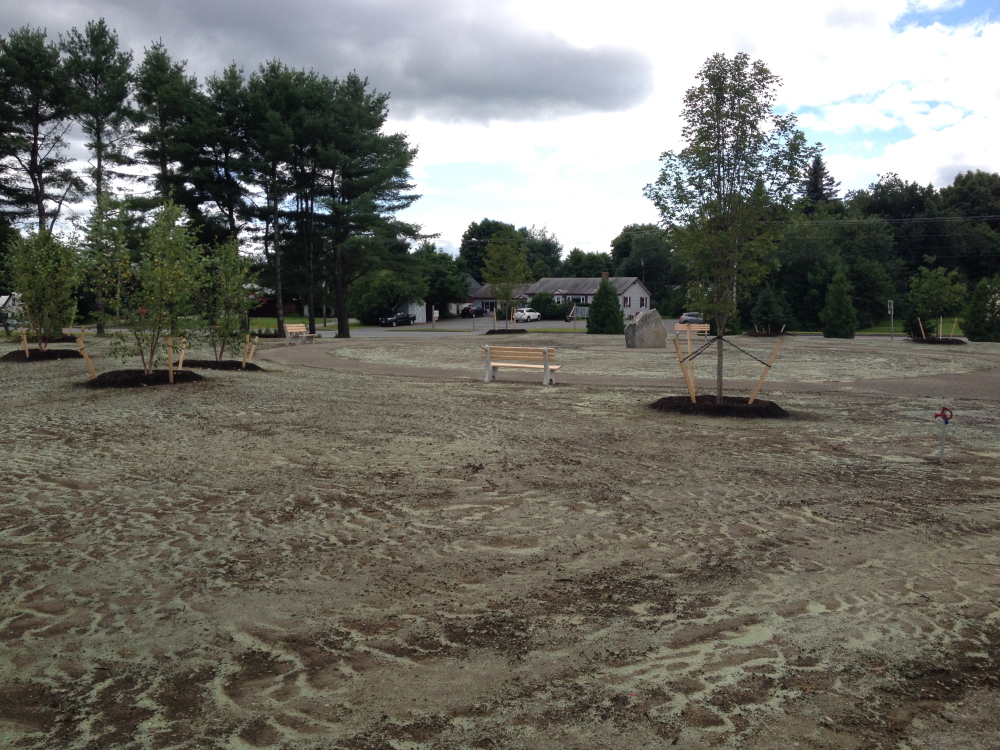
[0,20,425,338]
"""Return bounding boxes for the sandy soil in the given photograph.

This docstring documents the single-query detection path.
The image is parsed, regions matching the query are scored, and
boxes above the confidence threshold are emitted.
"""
[2,333,1000,749]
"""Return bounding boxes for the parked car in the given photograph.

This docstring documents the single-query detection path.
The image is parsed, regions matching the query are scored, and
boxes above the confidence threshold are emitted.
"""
[461,306,487,318]
[379,311,416,327]
[678,312,704,325]
[514,308,541,322]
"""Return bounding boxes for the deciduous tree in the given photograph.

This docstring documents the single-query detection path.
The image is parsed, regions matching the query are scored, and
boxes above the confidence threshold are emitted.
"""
[644,52,815,402]
[482,227,531,327]
[6,230,79,349]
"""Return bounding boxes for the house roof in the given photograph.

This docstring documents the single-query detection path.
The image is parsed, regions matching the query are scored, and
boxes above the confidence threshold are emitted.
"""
[525,277,645,296]
[471,283,531,300]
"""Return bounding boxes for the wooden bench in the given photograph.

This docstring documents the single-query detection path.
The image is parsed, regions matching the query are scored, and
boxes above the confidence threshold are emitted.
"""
[284,323,318,345]
[674,323,711,337]
[482,345,560,385]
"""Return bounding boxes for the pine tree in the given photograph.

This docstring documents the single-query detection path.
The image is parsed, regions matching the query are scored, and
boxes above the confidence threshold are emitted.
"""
[801,154,840,208]
[586,277,624,335]
[820,271,858,339]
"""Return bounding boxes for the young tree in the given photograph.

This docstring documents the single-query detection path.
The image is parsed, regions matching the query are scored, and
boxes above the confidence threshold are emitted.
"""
[109,201,205,375]
[6,230,79,349]
[482,227,532,327]
[750,284,794,332]
[644,52,816,402]
[586,276,625,335]
[820,271,857,338]
[962,275,1000,342]
[200,238,257,360]
[908,257,966,336]
[0,26,82,230]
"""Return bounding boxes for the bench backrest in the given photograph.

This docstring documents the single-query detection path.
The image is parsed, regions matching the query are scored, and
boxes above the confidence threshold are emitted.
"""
[674,323,711,333]
[482,345,556,363]
[285,323,308,333]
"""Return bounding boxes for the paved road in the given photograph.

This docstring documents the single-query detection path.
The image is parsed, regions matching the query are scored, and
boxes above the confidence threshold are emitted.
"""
[317,316,599,338]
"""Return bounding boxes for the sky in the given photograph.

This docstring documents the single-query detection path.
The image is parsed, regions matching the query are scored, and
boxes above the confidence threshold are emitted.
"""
[4,0,997,257]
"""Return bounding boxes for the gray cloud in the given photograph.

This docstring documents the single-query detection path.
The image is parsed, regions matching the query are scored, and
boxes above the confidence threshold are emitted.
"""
[1,0,653,122]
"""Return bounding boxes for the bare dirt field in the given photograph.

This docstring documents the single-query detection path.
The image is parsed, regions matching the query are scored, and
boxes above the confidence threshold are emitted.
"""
[2,333,1000,749]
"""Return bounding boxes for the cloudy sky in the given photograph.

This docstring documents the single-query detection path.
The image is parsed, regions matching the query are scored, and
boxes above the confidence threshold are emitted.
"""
[5,0,996,255]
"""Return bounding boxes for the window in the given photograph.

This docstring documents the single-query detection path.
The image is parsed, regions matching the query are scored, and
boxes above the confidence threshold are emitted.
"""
[623,296,631,308]
[639,297,647,309]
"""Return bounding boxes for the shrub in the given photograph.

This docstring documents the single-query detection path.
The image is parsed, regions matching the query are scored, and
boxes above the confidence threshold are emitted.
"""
[586,278,625,335]
[199,239,257,360]
[821,271,858,339]
[963,275,1000,342]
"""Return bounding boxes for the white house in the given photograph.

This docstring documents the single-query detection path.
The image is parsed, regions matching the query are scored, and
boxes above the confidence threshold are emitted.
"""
[524,275,653,317]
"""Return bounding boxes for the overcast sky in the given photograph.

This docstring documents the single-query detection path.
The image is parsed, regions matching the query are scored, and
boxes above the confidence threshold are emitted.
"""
[4,0,996,255]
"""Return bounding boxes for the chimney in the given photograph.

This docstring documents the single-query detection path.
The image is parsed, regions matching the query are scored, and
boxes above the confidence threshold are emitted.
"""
[601,272,609,279]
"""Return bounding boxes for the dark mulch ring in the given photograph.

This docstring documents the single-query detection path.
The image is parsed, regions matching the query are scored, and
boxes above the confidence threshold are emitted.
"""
[85,369,205,389]
[483,328,528,335]
[175,359,264,371]
[743,331,790,337]
[1,349,83,362]
[909,336,967,345]
[650,395,790,419]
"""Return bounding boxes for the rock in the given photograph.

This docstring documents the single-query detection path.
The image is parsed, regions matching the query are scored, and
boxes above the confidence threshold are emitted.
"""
[625,309,668,348]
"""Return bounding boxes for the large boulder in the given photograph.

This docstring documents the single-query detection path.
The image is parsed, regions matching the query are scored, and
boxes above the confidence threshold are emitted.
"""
[625,309,668,348]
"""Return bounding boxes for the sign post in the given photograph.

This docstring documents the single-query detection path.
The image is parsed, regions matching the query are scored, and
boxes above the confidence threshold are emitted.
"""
[888,300,894,341]
[935,407,953,465]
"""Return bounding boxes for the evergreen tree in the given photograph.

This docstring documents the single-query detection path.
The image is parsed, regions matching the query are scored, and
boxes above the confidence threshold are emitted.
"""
[820,271,858,339]
[0,26,82,230]
[60,19,134,200]
[586,277,624,335]
[962,275,1000,342]
[800,154,840,208]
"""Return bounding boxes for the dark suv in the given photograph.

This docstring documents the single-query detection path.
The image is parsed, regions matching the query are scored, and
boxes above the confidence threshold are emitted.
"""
[379,311,416,327]
[461,307,487,318]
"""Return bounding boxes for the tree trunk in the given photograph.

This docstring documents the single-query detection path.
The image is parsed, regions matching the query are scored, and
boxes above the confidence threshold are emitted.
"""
[715,313,726,405]
[272,198,285,337]
[333,247,351,338]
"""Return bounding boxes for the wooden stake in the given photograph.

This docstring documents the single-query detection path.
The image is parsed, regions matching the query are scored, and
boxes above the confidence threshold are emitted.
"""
[178,338,186,368]
[939,315,943,338]
[918,317,926,340]
[247,336,260,363]
[241,333,251,369]
[20,328,28,359]
[949,316,958,340]
[76,336,97,379]
[673,337,697,403]
[167,336,174,384]
[748,336,784,405]
[684,325,696,394]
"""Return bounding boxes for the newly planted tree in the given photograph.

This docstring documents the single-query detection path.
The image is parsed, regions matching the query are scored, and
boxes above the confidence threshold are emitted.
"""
[645,52,815,402]
[908,257,966,336]
[7,230,79,350]
[109,201,204,375]
[200,238,257,360]
[482,227,532,327]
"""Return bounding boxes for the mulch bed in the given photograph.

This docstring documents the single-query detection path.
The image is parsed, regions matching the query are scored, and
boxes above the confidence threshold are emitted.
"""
[1,349,83,362]
[909,336,967,345]
[85,369,205,389]
[650,395,790,418]
[175,359,264,371]
[483,328,528,335]
[743,331,790,337]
